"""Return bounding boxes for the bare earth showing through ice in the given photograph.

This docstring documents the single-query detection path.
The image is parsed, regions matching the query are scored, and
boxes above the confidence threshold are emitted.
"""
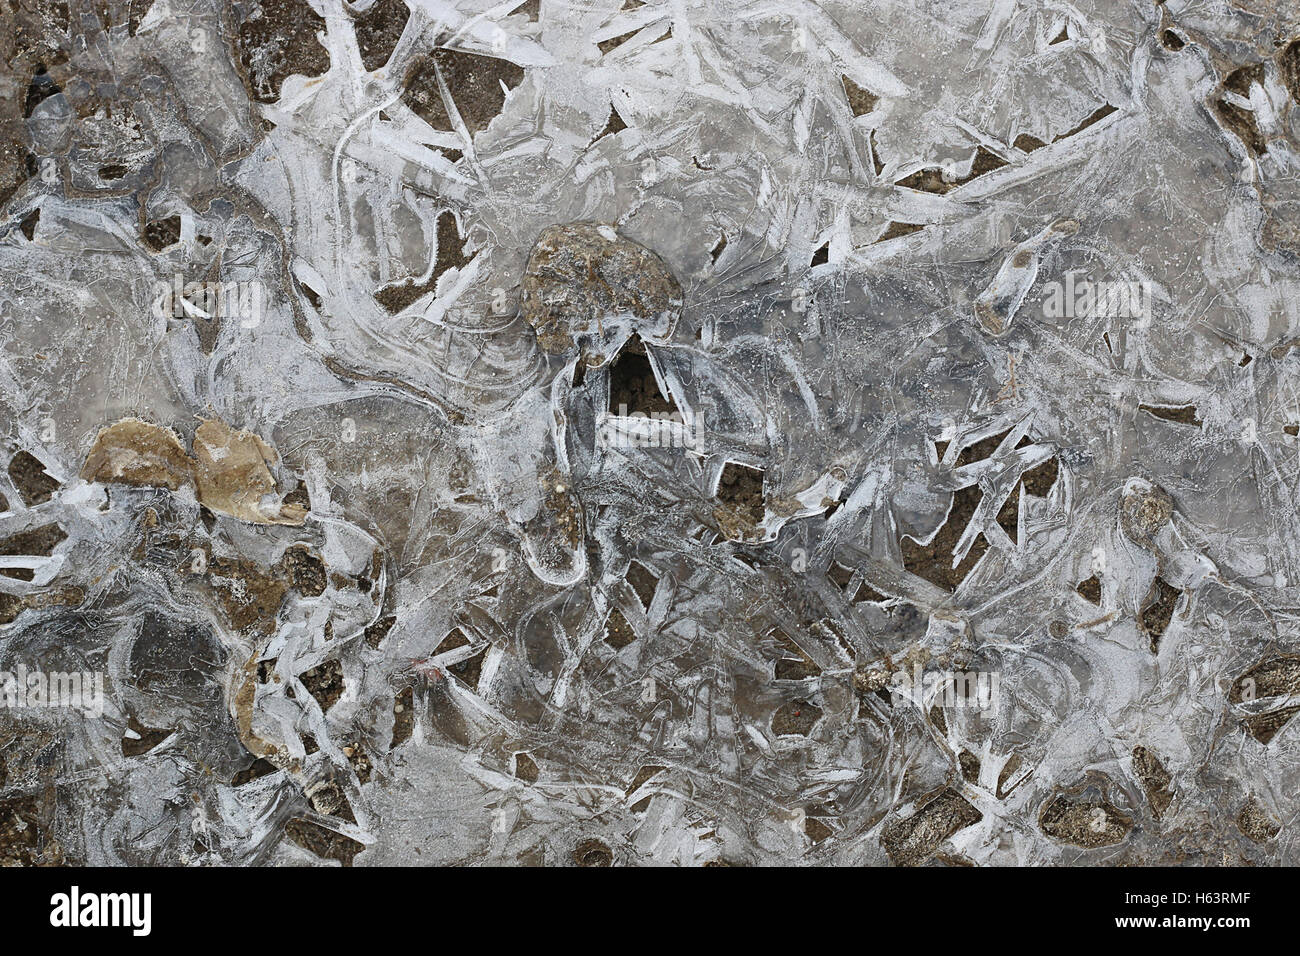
[1,0,1299,867]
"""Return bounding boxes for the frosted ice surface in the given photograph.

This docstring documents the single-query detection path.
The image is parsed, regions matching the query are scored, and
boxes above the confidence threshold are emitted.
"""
[1,0,1299,865]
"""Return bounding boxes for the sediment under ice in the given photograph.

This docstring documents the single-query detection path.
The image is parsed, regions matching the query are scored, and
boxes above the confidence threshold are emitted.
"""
[1,0,1299,865]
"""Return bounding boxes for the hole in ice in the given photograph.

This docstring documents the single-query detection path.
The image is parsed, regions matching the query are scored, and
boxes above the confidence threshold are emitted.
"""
[607,339,675,415]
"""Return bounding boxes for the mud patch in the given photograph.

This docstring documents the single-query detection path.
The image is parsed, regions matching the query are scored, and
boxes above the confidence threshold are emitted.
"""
[881,788,982,866]
[771,699,821,736]
[284,818,363,866]
[8,451,60,505]
[1139,577,1180,653]
[301,658,344,712]
[1039,786,1132,848]
[603,607,636,648]
[353,0,409,72]
[1236,798,1280,843]
[841,76,878,115]
[0,523,66,581]
[608,339,674,415]
[572,837,613,866]
[1131,746,1173,819]
[714,461,764,540]
[403,49,524,134]
[236,0,331,105]
[375,210,470,314]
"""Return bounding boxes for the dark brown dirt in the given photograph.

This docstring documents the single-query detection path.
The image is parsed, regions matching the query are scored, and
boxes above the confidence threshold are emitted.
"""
[514,752,539,783]
[956,429,1006,466]
[841,76,878,115]
[1019,450,1059,498]
[625,560,657,607]
[343,742,372,783]
[391,685,414,747]
[995,488,1019,540]
[301,658,344,712]
[435,627,484,687]
[353,0,409,72]
[205,555,289,632]
[375,210,471,313]
[774,657,819,680]
[928,704,946,736]
[15,209,36,241]
[593,105,627,141]
[1076,574,1101,603]
[0,789,61,865]
[608,339,674,415]
[851,579,887,603]
[280,544,327,597]
[1056,103,1118,140]
[1139,403,1201,426]
[0,125,31,212]
[1,0,69,222]
[1139,577,1180,652]
[805,816,834,843]
[1214,92,1266,155]
[573,837,613,866]
[896,146,1008,194]
[771,699,821,736]
[1013,133,1046,152]
[0,592,24,624]
[603,608,636,648]
[0,523,66,581]
[906,430,1055,586]
[1131,746,1173,819]
[626,764,663,811]
[958,750,980,784]
[876,221,924,242]
[121,714,172,757]
[232,756,278,786]
[1280,40,1300,103]
[1224,63,1265,97]
[1242,705,1300,745]
[1014,106,1116,155]
[710,232,727,263]
[716,461,764,528]
[901,485,987,592]
[3,0,69,73]
[597,30,638,55]
[24,66,60,118]
[1230,655,1300,703]
[365,614,395,650]
[284,818,363,866]
[996,753,1024,799]
[143,215,181,252]
[1237,798,1281,843]
[881,788,982,866]
[8,450,60,505]
[1039,787,1132,848]
[403,48,524,133]
[235,0,331,105]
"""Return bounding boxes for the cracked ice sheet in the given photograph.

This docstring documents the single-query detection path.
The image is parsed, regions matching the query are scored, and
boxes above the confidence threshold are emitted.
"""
[0,0,1298,867]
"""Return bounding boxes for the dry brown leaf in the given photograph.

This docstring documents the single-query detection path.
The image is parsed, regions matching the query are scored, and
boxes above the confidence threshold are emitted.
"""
[192,420,306,526]
[80,419,194,490]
